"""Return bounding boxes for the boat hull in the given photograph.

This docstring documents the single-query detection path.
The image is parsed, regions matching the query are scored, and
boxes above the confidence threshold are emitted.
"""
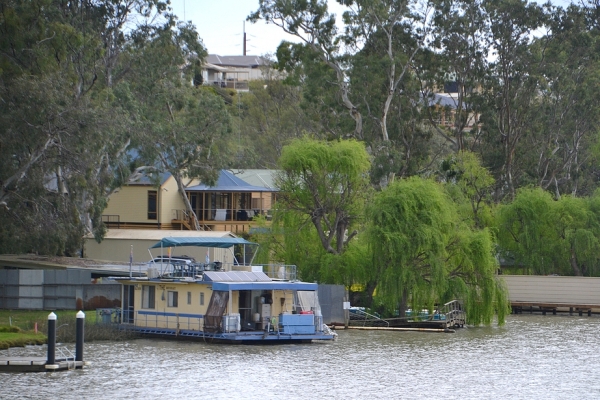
[123,325,336,344]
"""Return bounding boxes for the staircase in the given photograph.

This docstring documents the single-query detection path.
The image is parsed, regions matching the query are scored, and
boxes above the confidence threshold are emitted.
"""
[438,300,466,328]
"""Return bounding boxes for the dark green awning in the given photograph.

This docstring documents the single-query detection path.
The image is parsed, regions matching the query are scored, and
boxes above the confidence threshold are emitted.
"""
[150,237,256,249]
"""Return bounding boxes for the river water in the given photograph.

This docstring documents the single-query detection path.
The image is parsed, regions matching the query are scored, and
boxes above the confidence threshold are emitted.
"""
[3,314,600,399]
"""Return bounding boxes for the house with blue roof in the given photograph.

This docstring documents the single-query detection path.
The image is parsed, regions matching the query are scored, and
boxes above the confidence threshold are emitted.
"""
[102,169,278,234]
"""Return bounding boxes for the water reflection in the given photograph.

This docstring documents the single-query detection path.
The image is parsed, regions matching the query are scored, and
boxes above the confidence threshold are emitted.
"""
[3,315,600,399]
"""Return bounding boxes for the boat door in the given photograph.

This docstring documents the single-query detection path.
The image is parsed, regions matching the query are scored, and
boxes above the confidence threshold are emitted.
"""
[122,285,135,323]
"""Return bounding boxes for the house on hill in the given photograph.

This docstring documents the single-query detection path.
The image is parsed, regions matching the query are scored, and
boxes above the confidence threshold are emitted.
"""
[202,54,271,91]
[102,169,278,234]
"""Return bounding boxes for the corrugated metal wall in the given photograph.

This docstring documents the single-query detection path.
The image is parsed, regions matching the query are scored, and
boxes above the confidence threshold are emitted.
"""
[318,284,346,325]
[0,269,121,310]
[502,275,600,305]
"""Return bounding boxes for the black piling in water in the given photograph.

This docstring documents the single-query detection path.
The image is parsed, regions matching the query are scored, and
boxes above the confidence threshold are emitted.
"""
[75,311,85,364]
[47,312,57,365]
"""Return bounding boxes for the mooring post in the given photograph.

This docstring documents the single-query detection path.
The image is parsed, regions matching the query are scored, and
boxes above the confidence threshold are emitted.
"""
[47,312,57,365]
[75,310,85,366]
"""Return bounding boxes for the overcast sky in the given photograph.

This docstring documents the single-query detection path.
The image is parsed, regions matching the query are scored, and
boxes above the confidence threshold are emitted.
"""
[168,0,577,57]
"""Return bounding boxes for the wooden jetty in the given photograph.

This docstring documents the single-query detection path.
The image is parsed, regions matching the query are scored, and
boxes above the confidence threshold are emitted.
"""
[502,275,600,316]
[346,300,465,333]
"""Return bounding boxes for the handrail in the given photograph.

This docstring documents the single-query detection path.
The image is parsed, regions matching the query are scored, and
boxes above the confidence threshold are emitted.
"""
[349,309,389,327]
[56,346,76,370]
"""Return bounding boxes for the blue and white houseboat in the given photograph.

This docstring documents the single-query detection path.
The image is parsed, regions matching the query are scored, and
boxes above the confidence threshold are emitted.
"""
[114,237,337,344]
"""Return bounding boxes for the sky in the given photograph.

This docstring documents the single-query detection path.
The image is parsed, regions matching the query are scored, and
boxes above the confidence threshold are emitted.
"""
[168,0,576,57]
[168,0,346,57]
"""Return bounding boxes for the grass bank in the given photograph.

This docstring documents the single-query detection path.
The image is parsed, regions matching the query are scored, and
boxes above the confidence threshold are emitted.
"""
[0,326,46,350]
[0,309,139,348]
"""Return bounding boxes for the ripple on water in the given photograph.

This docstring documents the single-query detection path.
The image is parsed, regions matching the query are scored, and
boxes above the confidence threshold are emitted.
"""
[3,315,600,399]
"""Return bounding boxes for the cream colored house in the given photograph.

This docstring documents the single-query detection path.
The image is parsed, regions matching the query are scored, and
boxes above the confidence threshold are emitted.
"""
[102,172,182,230]
[102,169,278,234]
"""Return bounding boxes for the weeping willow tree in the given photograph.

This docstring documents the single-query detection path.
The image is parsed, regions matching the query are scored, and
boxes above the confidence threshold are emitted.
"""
[252,137,372,282]
[366,177,509,325]
[496,188,600,276]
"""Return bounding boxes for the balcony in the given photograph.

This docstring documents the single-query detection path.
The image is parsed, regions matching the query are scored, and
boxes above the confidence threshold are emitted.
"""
[206,79,249,92]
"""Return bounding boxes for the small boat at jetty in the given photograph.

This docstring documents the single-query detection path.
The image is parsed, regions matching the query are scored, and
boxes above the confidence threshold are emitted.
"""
[114,237,337,344]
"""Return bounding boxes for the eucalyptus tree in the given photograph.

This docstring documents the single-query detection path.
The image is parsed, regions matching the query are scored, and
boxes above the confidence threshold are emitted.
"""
[422,0,489,152]
[126,23,232,231]
[527,4,600,198]
[236,79,320,169]
[0,0,159,253]
[249,0,364,138]
[478,0,549,199]
[365,177,508,325]
[252,1,445,186]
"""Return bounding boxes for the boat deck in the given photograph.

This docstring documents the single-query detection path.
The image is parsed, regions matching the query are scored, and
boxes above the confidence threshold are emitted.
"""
[126,326,336,344]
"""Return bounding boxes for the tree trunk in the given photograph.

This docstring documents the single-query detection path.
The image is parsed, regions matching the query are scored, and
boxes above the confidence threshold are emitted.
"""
[570,248,583,276]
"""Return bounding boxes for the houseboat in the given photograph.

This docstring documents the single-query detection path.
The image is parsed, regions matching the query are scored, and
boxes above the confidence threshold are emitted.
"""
[114,237,337,344]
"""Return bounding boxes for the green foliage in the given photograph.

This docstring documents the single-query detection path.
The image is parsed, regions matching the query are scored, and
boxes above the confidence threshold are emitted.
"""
[0,325,21,333]
[277,137,371,255]
[496,188,600,276]
[0,0,178,253]
[441,151,496,228]
[366,177,508,325]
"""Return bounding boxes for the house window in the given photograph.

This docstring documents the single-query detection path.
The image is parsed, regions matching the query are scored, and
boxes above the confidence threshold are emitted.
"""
[200,292,205,306]
[142,285,155,309]
[148,190,157,220]
[187,292,192,305]
[167,291,178,307]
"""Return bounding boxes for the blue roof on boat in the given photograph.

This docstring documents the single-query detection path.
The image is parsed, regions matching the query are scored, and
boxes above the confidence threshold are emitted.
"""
[212,281,318,291]
[150,237,256,249]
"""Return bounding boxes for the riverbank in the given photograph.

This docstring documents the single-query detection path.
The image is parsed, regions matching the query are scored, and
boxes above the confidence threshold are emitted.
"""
[0,326,46,350]
[0,309,138,345]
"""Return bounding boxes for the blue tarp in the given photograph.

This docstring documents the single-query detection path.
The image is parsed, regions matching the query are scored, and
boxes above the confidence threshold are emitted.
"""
[150,237,257,249]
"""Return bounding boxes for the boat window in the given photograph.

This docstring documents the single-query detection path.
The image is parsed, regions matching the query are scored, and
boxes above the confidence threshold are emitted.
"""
[187,291,192,305]
[142,285,155,309]
[200,292,205,306]
[168,291,178,307]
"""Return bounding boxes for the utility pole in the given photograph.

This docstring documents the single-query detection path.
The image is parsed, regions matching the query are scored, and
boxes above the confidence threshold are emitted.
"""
[243,21,247,56]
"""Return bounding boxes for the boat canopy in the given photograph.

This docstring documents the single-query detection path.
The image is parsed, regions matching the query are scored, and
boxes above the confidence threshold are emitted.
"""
[150,237,257,249]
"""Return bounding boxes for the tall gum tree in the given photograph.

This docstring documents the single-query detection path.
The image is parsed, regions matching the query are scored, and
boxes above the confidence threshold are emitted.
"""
[249,0,364,138]
[479,0,548,199]
[128,23,232,230]
[0,0,159,253]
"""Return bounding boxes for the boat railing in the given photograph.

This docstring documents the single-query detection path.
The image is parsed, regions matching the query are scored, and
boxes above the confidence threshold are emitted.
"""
[230,264,297,281]
[349,308,389,327]
[134,311,204,332]
[148,262,297,281]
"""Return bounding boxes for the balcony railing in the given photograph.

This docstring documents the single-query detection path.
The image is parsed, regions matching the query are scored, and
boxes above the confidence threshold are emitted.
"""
[205,80,249,91]
[173,209,270,223]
